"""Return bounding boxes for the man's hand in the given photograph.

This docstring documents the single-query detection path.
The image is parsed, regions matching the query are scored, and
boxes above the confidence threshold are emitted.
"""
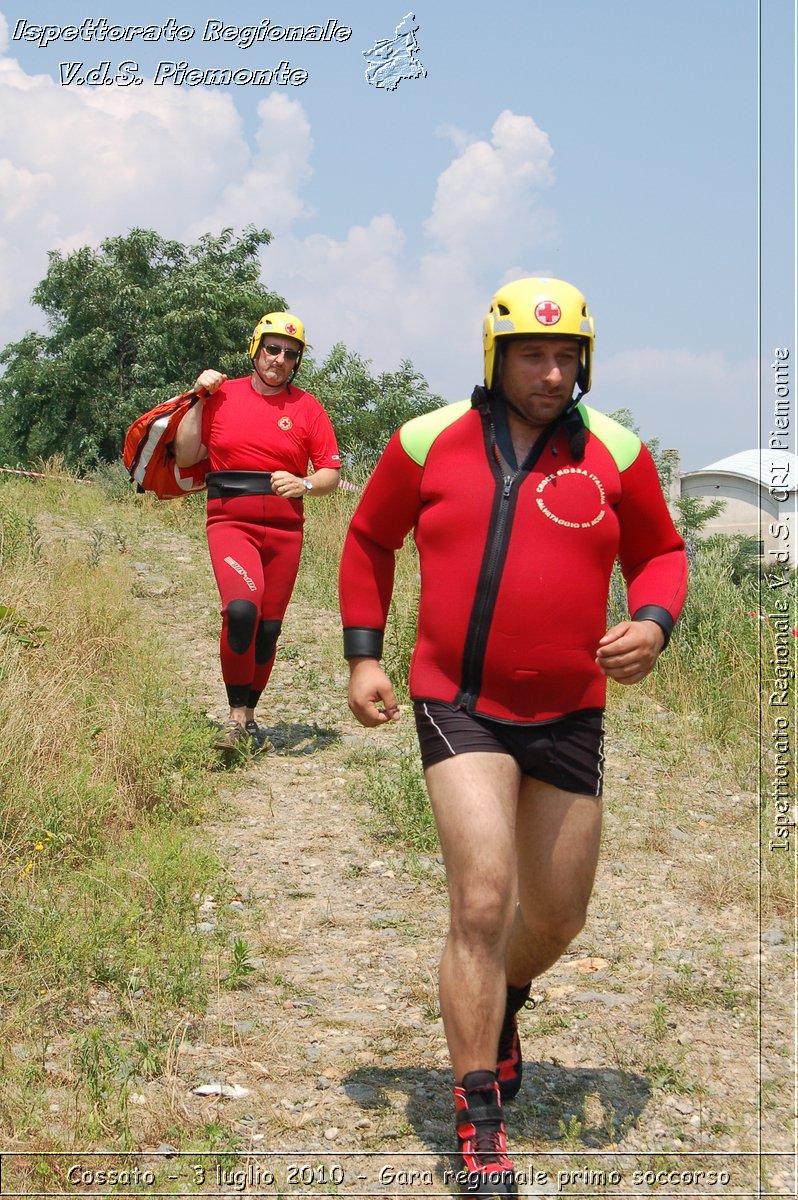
[348,658,400,727]
[596,620,665,685]
[194,369,227,395]
[271,470,306,499]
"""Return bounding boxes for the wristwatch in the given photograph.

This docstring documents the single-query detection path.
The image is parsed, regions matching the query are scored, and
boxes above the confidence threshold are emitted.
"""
[302,478,313,493]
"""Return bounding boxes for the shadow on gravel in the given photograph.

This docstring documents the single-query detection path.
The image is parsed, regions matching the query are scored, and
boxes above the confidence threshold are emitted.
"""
[203,716,340,769]
[265,721,341,756]
[342,1061,650,1152]
[513,1062,651,1145]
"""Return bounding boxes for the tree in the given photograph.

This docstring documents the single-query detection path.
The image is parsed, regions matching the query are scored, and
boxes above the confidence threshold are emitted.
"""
[607,407,678,491]
[0,227,284,470]
[301,344,443,470]
[671,494,726,539]
[607,407,734,565]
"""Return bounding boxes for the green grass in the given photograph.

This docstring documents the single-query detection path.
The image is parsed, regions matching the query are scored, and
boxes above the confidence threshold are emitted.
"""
[347,742,438,854]
[0,472,225,1148]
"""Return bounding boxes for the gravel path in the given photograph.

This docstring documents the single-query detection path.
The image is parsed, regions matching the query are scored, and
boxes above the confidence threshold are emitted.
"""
[132,522,793,1198]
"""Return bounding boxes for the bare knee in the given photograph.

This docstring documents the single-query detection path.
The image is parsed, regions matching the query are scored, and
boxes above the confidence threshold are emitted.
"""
[449,878,516,948]
[527,903,588,951]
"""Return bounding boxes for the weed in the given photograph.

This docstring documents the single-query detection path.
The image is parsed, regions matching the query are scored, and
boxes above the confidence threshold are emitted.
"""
[226,938,256,989]
[87,523,105,566]
[280,643,304,661]
[0,604,48,649]
[557,1112,583,1146]
[90,459,135,503]
[271,973,309,1000]
[642,1046,696,1095]
[132,1038,164,1080]
[664,958,752,1013]
[361,743,437,854]
[111,522,129,554]
[406,970,439,1021]
[532,1010,570,1036]
[601,1102,635,1144]
[74,1027,127,1117]
[197,1123,241,1165]
[651,999,669,1041]
[25,518,42,561]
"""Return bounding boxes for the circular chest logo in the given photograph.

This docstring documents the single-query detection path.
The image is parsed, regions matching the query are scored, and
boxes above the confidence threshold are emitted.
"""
[535,468,606,529]
[534,300,561,326]
[278,416,293,431]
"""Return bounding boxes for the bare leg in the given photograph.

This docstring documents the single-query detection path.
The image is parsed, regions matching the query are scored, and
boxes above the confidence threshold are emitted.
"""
[505,776,603,987]
[424,752,521,1082]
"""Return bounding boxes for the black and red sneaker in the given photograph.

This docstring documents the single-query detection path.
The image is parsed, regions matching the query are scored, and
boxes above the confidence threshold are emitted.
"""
[496,983,532,1103]
[454,1070,516,1197]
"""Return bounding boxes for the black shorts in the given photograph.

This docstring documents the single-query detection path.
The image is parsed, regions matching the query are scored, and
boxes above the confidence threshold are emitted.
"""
[413,701,605,797]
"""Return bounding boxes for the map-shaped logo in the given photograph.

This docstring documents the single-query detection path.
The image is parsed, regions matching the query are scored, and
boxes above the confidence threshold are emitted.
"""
[363,12,427,91]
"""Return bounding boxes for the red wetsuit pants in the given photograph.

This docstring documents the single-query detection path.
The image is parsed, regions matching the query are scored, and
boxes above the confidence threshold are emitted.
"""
[206,495,303,709]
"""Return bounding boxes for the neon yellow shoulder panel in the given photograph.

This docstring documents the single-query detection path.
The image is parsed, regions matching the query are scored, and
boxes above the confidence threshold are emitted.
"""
[399,399,472,466]
[578,403,641,471]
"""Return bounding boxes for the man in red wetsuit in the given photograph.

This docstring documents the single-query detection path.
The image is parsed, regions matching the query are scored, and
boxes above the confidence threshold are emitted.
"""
[175,312,340,749]
[339,278,687,1195]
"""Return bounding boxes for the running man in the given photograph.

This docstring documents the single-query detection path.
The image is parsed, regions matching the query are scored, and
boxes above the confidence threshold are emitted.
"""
[338,278,687,1194]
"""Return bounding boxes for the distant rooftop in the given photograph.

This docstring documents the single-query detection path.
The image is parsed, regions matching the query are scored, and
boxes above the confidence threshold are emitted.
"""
[682,449,798,492]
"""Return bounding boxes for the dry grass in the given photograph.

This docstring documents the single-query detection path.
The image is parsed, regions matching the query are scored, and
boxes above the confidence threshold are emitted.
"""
[0,477,224,1150]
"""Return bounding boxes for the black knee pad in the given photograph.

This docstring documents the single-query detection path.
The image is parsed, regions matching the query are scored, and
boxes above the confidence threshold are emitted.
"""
[224,599,259,656]
[255,619,282,664]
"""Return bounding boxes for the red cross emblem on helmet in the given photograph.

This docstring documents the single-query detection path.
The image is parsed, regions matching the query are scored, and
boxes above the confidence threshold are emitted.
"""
[285,323,297,335]
[534,301,561,326]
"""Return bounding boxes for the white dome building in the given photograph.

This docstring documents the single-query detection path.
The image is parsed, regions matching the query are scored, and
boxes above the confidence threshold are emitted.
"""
[679,449,798,567]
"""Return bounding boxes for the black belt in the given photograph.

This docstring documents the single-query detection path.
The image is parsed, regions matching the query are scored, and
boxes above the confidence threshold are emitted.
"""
[206,471,273,498]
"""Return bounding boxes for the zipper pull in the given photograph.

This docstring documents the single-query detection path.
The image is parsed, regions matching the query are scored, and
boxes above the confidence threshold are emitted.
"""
[503,474,513,499]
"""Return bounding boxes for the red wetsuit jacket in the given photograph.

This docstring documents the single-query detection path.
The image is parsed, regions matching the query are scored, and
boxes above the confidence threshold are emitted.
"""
[339,391,687,724]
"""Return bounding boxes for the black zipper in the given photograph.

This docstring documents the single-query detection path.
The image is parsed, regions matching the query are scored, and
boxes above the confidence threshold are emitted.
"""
[455,415,552,712]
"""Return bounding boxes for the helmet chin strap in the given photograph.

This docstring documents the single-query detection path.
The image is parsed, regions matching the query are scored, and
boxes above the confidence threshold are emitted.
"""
[494,388,585,461]
[252,364,290,392]
[491,340,583,426]
[251,352,296,393]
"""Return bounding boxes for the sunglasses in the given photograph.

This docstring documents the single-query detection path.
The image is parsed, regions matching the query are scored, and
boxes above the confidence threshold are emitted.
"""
[262,343,301,361]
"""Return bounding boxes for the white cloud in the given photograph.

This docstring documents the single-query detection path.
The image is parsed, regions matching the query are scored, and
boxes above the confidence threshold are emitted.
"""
[0,94,542,397]
[425,110,555,254]
[433,121,476,153]
[190,95,314,237]
[0,50,250,333]
[262,108,557,395]
[0,25,556,405]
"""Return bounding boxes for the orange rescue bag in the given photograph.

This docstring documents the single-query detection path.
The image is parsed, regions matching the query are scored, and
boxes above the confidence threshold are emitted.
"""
[123,391,210,499]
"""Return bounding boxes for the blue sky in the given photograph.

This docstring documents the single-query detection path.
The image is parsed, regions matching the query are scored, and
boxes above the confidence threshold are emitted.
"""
[0,1,794,470]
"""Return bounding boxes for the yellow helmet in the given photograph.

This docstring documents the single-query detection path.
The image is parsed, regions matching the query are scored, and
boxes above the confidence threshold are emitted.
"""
[483,277,594,394]
[249,312,306,372]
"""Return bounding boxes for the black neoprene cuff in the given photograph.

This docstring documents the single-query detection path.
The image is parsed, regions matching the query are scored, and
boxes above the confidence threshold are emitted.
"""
[631,605,674,650]
[343,627,385,660]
